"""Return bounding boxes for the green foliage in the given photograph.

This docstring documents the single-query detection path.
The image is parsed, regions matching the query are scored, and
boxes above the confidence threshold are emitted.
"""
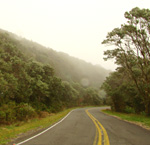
[5,29,110,88]
[0,29,104,125]
[0,102,16,124]
[0,108,73,145]
[82,87,102,106]
[124,106,135,114]
[15,103,37,121]
[0,102,37,123]
[102,7,150,116]
[101,72,126,112]
[102,109,150,129]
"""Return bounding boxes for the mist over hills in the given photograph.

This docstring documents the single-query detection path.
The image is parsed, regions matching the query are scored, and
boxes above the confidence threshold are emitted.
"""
[0,29,110,88]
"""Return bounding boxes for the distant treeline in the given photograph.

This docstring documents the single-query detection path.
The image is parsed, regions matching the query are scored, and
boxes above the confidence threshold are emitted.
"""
[0,31,105,124]
[101,7,150,116]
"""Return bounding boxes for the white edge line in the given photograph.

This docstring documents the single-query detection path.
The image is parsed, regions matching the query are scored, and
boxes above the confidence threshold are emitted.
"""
[15,110,74,145]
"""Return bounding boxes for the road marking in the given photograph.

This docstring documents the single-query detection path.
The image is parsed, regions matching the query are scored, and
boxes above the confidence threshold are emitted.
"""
[93,128,98,145]
[14,110,74,145]
[86,109,110,145]
[87,111,102,144]
[97,120,110,145]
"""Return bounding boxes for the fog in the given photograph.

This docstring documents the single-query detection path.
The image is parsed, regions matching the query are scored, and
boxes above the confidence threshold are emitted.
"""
[0,0,149,70]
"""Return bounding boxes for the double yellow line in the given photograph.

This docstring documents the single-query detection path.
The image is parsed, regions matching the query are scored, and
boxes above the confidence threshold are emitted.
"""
[85,109,110,145]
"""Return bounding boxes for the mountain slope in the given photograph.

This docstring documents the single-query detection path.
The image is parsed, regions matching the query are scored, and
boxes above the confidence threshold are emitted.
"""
[0,29,110,87]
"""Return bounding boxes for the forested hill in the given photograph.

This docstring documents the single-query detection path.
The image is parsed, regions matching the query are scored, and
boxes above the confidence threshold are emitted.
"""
[0,29,110,88]
[0,28,109,124]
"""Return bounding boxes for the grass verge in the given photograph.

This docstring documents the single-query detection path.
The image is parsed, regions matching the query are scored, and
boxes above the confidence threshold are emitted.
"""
[102,109,150,129]
[0,108,74,145]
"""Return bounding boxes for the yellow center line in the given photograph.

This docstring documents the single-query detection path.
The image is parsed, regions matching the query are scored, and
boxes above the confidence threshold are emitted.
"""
[86,110,101,145]
[85,109,110,145]
[97,121,110,145]
[93,127,98,145]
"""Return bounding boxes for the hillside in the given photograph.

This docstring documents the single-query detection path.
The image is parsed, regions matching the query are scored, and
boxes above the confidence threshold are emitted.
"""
[0,29,110,88]
[0,28,109,126]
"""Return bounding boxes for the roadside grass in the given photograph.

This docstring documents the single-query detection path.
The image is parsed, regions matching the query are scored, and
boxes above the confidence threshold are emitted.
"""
[102,109,150,129]
[0,108,73,145]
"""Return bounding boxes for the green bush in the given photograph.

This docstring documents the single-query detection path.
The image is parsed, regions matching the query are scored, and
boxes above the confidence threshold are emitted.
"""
[124,106,135,114]
[49,102,63,113]
[0,102,16,124]
[0,102,38,124]
[0,110,6,123]
[140,111,146,116]
[15,103,37,121]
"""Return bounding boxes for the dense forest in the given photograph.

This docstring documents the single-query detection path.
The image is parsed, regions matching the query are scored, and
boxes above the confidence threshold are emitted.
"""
[1,29,110,88]
[0,29,108,124]
[101,7,150,116]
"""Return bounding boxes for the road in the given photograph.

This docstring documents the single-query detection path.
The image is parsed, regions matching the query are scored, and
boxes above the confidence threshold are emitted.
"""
[14,107,150,145]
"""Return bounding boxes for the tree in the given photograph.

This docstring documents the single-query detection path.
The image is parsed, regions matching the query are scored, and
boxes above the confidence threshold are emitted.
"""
[83,87,102,106]
[101,72,126,112]
[102,7,150,115]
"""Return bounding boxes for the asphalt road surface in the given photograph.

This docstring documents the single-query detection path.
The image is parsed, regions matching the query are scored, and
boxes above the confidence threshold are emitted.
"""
[14,107,150,145]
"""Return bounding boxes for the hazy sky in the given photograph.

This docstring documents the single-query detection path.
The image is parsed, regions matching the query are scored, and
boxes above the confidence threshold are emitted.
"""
[0,0,149,70]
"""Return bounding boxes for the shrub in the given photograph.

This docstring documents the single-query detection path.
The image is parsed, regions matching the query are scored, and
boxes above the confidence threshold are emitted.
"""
[15,103,37,121]
[124,106,135,114]
[0,102,38,124]
[0,110,6,123]
[38,111,49,118]
[50,102,63,113]
[0,102,16,124]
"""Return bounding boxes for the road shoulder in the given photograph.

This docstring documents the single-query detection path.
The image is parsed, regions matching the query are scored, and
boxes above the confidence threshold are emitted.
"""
[101,109,150,131]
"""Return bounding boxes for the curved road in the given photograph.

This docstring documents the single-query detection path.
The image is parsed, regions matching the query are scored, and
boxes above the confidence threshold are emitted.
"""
[14,107,150,145]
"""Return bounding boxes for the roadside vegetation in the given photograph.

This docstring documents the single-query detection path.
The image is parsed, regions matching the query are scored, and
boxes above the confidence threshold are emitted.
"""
[1,5,150,145]
[0,27,106,144]
[0,14,107,145]
[102,109,150,129]
[0,31,106,126]
[0,108,73,145]
[101,7,150,116]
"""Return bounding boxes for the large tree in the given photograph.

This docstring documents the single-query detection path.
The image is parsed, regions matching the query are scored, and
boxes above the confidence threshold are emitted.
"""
[102,7,150,115]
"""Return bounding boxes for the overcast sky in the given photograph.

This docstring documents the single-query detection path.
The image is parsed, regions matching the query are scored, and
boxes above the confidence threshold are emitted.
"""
[0,0,149,70]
